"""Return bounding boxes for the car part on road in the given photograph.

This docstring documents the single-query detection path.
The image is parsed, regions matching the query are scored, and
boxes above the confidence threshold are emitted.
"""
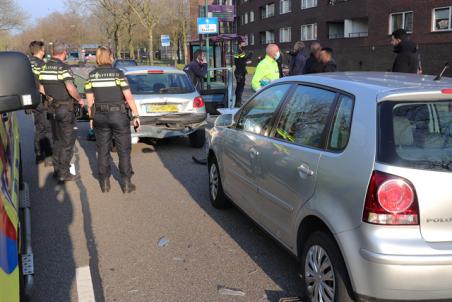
[157,236,169,247]
[217,285,246,297]
[208,156,231,209]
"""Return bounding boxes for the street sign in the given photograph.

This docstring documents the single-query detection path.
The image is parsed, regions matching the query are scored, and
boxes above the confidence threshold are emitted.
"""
[209,5,236,22]
[197,17,218,35]
[161,35,170,47]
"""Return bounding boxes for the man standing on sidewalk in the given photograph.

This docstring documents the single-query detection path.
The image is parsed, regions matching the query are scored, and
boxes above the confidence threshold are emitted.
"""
[251,44,280,91]
[234,41,252,107]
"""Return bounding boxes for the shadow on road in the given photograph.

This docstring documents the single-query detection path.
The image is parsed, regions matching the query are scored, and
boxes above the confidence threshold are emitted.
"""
[154,136,305,302]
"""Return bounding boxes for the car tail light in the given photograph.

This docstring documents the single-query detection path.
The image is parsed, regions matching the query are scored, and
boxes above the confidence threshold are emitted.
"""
[193,96,205,108]
[0,205,16,241]
[441,89,452,94]
[363,171,419,225]
[148,70,164,74]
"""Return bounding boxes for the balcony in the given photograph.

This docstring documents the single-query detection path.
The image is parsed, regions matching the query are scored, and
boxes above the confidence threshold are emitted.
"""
[328,18,368,39]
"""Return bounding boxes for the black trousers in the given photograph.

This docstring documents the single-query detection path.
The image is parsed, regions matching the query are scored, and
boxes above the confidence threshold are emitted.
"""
[235,73,246,107]
[93,111,132,181]
[51,106,76,177]
[33,102,53,159]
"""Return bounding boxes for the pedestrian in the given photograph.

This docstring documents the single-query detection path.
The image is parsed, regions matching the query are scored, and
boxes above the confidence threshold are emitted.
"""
[28,40,53,166]
[184,50,208,92]
[84,46,141,194]
[39,41,84,183]
[319,47,337,72]
[391,28,420,74]
[234,40,253,107]
[288,41,307,76]
[276,53,284,78]
[251,44,281,91]
[303,42,324,74]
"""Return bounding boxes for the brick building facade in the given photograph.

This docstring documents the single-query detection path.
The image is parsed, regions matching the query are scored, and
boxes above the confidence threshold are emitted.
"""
[237,0,452,76]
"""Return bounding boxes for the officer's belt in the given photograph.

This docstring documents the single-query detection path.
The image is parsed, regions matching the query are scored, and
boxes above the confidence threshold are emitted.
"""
[53,99,72,105]
[95,103,126,113]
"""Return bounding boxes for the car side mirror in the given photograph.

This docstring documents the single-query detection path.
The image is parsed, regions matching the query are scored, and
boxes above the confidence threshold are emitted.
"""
[214,113,235,128]
[0,52,40,113]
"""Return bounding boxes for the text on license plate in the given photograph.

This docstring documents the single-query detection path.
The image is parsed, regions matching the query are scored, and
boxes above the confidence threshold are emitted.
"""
[146,104,179,113]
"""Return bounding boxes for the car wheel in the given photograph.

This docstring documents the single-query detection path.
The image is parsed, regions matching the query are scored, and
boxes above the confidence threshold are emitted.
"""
[301,231,354,302]
[189,129,205,148]
[208,156,230,209]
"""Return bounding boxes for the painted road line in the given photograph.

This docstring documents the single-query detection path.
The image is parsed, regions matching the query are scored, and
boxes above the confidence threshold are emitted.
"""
[76,266,96,302]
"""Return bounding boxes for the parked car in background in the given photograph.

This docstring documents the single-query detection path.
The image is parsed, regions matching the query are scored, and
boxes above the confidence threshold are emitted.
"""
[124,66,207,147]
[207,72,452,302]
[113,59,138,69]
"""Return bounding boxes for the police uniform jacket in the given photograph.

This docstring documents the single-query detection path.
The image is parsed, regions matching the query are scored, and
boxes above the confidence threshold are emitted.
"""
[29,56,44,89]
[39,58,74,101]
[84,66,129,104]
[234,50,252,76]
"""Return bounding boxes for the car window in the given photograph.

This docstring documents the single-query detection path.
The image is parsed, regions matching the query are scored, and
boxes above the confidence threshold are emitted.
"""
[328,95,354,151]
[273,85,337,148]
[126,73,195,94]
[236,84,291,135]
[379,100,452,172]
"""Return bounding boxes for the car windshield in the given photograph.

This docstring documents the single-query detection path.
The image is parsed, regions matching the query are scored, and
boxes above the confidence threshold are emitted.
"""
[115,60,137,67]
[378,100,452,172]
[126,73,195,95]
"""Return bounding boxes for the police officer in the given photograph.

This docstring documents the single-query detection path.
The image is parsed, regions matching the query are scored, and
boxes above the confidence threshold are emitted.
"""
[39,41,84,183]
[234,41,252,107]
[29,40,53,165]
[84,46,140,193]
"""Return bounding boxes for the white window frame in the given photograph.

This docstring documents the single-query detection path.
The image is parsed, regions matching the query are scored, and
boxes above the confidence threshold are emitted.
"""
[279,27,292,43]
[250,10,255,22]
[301,23,317,41]
[432,6,452,31]
[249,33,255,45]
[244,12,249,24]
[266,30,275,44]
[389,11,414,34]
[280,0,292,14]
[301,0,317,10]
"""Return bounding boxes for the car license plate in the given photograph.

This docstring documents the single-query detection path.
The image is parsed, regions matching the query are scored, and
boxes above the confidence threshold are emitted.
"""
[146,104,179,113]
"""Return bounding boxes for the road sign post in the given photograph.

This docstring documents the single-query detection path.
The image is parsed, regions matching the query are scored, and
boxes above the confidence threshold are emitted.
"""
[197,15,218,86]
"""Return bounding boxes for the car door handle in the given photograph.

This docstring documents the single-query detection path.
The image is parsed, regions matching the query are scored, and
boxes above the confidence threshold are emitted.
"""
[249,147,259,158]
[297,163,314,176]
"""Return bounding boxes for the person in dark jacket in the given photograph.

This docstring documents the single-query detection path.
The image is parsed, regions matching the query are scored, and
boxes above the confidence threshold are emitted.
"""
[276,53,284,78]
[391,28,419,74]
[320,47,337,72]
[184,50,208,92]
[303,42,324,74]
[234,41,253,107]
[288,41,307,76]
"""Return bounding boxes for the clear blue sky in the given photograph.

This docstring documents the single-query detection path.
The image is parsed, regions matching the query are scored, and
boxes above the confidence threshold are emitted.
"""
[17,0,66,20]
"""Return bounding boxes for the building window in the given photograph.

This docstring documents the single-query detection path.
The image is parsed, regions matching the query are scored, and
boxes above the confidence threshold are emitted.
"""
[249,34,255,45]
[301,0,317,9]
[260,3,275,19]
[244,12,249,24]
[279,27,292,42]
[301,23,317,41]
[280,0,291,14]
[260,30,275,44]
[433,7,452,31]
[390,11,413,33]
[250,10,255,22]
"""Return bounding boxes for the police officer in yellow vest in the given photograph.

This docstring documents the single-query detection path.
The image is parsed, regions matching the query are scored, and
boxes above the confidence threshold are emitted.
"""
[85,46,141,193]
[251,44,281,91]
[39,41,84,183]
[234,41,252,107]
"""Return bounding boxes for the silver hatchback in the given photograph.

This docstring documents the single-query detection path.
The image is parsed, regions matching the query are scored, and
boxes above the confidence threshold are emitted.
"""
[207,72,452,301]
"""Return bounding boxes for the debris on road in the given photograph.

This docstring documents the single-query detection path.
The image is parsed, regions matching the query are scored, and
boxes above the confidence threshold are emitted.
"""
[217,285,246,297]
[157,236,169,247]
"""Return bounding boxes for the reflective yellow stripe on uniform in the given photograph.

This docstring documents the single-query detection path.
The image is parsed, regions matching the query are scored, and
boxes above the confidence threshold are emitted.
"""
[116,78,128,88]
[31,66,41,76]
[92,81,117,88]
[234,54,246,59]
[39,70,59,81]
[84,81,92,90]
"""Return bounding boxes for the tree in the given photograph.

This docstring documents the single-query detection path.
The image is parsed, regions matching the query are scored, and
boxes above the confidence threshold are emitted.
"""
[127,0,163,65]
[0,0,25,31]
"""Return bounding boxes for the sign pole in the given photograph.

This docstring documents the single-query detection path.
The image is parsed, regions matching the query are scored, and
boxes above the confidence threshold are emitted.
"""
[205,0,210,86]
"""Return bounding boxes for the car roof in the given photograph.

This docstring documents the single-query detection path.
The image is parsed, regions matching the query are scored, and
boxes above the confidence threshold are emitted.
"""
[277,72,452,101]
[121,66,185,74]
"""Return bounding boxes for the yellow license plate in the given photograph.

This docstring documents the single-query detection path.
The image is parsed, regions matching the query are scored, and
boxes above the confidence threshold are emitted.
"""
[147,104,179,113]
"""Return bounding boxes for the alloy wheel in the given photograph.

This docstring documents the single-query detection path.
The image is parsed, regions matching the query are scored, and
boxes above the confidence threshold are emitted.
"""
[209,163,219,200]
[304,245,336,302]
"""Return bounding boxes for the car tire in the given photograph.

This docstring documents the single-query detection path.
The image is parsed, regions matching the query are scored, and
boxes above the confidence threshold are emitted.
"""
[208,156,231,209]
[189,129,205,148]
[301,231,354,302]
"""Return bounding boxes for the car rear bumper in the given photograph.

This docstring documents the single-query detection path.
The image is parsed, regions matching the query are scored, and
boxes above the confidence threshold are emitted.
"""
[131,113,207,139]
[337,224,452,301]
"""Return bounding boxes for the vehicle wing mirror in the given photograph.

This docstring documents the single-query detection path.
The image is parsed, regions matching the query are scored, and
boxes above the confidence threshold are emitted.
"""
[0,52,40,113]
[214,113,235,128]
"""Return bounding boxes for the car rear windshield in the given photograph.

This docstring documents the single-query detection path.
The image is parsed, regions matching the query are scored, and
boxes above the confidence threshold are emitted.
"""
[378,100,452,172]
[126,73,195,95]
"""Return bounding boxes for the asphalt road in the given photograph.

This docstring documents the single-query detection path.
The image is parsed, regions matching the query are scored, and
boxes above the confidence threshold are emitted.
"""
[19,104,304,301]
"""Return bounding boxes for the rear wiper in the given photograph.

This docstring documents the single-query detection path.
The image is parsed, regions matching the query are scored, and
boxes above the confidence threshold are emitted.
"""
[414,160,452,171]
[160,87,188,93]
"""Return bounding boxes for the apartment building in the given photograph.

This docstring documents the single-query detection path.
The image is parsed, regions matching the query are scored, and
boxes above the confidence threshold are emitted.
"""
[237,0,452,75]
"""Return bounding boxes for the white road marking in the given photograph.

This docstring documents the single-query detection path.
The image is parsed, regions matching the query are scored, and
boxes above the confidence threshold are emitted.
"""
[76,266,96,302]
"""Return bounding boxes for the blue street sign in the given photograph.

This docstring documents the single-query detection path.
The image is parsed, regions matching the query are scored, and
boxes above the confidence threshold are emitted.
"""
[197,17,218,35]
[161,35,170,47]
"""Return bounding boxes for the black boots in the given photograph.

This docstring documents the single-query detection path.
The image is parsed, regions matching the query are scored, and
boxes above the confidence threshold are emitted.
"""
[121,177,136,194]
[99,178,111,193]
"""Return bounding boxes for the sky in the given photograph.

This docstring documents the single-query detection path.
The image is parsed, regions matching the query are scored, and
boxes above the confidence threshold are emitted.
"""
[17,0,66,20]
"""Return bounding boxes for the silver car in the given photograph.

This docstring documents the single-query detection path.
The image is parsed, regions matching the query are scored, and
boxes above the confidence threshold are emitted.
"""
[207,72,452,301]
[122,66,207,147]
